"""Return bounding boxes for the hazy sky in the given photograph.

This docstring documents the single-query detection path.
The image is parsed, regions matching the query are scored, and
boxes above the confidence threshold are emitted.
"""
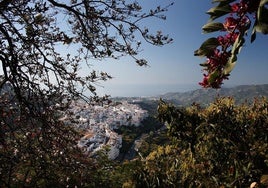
[2,0,265,97]
[88,0,268,97]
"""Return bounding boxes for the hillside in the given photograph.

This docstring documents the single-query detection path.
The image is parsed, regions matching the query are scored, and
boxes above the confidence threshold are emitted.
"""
[158,84,268,106]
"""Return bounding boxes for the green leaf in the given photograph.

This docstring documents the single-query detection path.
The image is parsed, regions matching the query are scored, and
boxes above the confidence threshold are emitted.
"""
[194,37,219,57]
[260,0,268,6]
[255,24,268,34]
[251,29,256,43]
[222,34,245,75]
[251,21,257,43]
[208,70,220,83]
[231,34,245,55]
[256,0,268,34]
[207,4,231,20]
[200,62,208,67]
[229,53,237,64]
[202,22,224,33]
[223,57,236,75]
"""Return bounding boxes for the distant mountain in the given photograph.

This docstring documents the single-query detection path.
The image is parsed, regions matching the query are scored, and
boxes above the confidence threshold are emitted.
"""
[158,84,268,106]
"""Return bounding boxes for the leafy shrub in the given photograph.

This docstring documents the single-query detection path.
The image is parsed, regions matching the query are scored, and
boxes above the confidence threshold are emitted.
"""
[134,97,268,187]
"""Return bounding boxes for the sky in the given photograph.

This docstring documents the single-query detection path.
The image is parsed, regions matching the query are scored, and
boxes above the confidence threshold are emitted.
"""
[3,0,267,97]
[89,0,268,97]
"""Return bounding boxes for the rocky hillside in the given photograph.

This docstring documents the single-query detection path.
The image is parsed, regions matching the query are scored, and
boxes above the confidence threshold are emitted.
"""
[159,84,268,106]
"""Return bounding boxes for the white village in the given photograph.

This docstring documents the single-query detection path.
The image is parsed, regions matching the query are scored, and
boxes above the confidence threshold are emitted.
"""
[59,100,148,160]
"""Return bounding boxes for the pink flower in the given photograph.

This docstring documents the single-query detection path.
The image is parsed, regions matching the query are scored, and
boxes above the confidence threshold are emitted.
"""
[223,17,238,31]
[218,33,239,47]
[198,0,259,88]
[231,2,248,14]
[228,32,239,43]
[217,36,226,46]
[207,50,230,69]
[239,16,250,30]
[231,3,240,13]
[199,74,209,87]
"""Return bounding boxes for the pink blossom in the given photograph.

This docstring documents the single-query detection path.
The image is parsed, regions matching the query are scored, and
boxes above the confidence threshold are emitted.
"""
[198,0,259,88]
[223,17,238,31]
[199,74,209,87]
[217,33,239,47]
[231,3,240,13]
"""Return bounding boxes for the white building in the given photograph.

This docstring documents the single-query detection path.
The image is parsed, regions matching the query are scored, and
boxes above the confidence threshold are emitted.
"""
[63,100,148,159]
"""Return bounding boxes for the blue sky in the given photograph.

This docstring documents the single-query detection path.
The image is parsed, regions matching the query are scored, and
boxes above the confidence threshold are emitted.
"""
[89,0,268,97]
[1,1,266,97]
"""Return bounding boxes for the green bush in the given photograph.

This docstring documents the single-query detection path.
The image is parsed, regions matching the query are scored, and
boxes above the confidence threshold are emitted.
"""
[134,97,268,188]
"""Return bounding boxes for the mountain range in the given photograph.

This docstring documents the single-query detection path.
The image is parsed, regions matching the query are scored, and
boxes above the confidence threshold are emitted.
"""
[157,84,268,106]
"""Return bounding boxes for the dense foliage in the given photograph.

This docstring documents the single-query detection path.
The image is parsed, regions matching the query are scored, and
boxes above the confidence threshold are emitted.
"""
[0,0,172,187]
[195,0,268,88]
[1,1,268,187]
[132,97,268,188]
[0,90,94,186]
[0,0,172,103]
